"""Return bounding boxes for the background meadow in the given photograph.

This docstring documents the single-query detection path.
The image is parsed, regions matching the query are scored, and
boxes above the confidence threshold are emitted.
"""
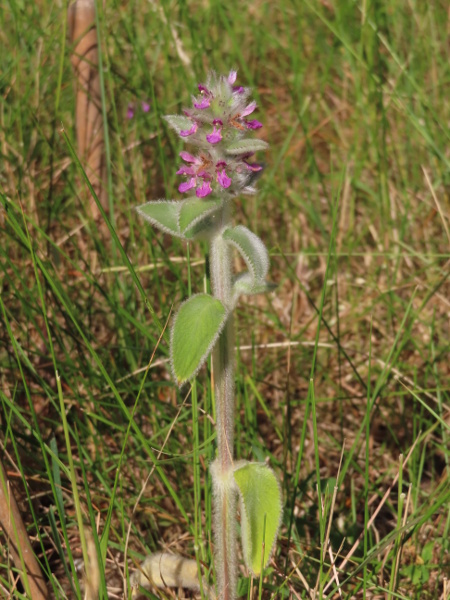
[1,0,449,598]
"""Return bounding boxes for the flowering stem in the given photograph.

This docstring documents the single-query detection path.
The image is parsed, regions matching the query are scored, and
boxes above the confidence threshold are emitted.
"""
[210,203,237,600]
[136,70,273,600]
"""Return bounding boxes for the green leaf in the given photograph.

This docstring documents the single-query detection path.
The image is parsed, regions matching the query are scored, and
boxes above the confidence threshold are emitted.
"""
[223,225,269,281]
[183,215,218,240]
[233,462,282,576]
[164,115,195,135]
[421,541,435,563]
[178,197,222,235]
[171,294,228,384]
[136,201,181,237]
[225,138,269,156]
[233,273,277,297]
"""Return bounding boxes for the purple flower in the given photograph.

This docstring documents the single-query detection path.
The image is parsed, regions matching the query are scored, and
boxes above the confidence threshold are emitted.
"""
[177,152,213,197]
[170,72,267,199]
[194,84,213,109]
[245,119,263,130]
[180,121,198,137]
[244,159,263,172]
[228,70,237,85]
[229,101,263,130]
[241,101,257,117]
[196,180,213,197]
[217,166,232,189]
[179,151,198,163]
[127,100,150,119]
[241,104,262,128]
[206,126,222,144]
[179,178,197,193]
[176,165,196,176]
[194,97,210,109]
[176,152,235,197]
[206,119,223,144]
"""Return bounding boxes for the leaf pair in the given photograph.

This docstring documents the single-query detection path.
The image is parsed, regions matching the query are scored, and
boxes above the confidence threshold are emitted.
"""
[223,225,275,300]
[136,197,221,241]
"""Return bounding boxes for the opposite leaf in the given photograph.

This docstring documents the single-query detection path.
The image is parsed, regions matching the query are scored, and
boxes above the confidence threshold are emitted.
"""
[136,201,181,237]
[233,273,277,299]
[178,196,222,236]
[171,294,228,385]
[223,225,269,282]
[233,462,282,577]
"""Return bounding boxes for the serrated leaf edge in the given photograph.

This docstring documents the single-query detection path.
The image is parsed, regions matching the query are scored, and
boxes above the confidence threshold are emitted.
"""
[169,293,229,386]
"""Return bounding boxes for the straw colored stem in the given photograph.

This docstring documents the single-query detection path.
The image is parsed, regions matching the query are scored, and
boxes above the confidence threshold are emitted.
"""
[0,459,48,600]
[69,0,108,221]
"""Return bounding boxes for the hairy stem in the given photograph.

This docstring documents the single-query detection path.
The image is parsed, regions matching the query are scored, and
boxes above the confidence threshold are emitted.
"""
[210,204,237,600]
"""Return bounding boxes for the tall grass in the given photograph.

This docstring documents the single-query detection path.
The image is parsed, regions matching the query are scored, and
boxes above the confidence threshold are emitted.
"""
[1,0,449,598]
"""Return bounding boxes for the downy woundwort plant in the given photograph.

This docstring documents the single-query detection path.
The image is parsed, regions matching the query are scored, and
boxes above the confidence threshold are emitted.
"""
[135,71,282,600]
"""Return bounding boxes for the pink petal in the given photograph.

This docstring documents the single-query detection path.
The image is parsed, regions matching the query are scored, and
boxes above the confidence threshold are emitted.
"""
[179,178,197,193]
[180,151,198,163]
[196,181,213,197]
[193,97,210,109]
[244,161,263,172]
[141,101,150,112]
[176,166,195,175]
[126,104,134,119]
[245,119,263,129]
[217,169,232,189]
[228,70,237,85]
[241,101,256,117]
[206,126,222,144]
[180,122,198,137]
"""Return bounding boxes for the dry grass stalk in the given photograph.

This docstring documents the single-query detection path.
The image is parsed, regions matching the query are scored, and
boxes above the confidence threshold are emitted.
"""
[68,0,108,223]
[0,459,48,600]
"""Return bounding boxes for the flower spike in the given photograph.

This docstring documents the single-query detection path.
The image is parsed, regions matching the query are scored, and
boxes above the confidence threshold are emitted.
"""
[164,71,267,198]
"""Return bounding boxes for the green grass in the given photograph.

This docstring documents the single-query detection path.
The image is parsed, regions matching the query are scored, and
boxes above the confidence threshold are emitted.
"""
[1,0,449,598]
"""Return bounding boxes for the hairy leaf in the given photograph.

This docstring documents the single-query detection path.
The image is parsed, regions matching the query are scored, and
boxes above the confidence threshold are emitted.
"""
[179,197,222,235]
[171,294,227,384]
[136,201,181,237]
[233,273,277,298]
[223,225,269,281]
[225,138,269,156]
[164,115,195,136]
[233,462,282,576]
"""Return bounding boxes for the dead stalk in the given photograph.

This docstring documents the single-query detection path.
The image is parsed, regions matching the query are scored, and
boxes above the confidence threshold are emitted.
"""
[0,459,48,600]
[68,0,108,223]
